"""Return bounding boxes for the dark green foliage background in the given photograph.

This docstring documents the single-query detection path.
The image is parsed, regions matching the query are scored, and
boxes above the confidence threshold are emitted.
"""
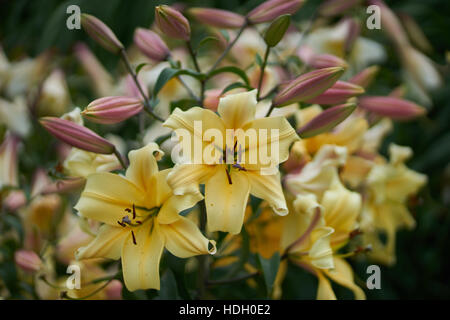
[0,0,449,299]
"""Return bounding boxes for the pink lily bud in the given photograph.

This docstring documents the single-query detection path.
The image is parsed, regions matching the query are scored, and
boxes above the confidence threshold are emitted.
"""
[306,81,365,105]
[134,28,170,62]
[308,53,348,69]
[81,14,124,53]
[82,96,144,124]
[358,96,426,120]
[15,250,43,273]
[189,8,246,29]
[368,0,409,47]
[247,0,305,24]
[397,12,432,54]
[105,280,123,300]
[344,18,360,54]
[273,67,344,107]
[298,103,356,138]
[3,191,27,211]
[349,65,379,88]
[155,5,191,41]
[318,0,360,17]
[40,117,115,154]
[204,89,224,111]
[40,178,86,195]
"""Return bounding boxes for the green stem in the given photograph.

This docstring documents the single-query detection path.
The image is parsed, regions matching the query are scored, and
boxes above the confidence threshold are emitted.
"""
[61,278,114,300]
[265,103,275,117]
[206,271,259,287]
[186,41,201,73]
[196,200,208,299]
[113,148,127,169]
[208,22,248,73]
[257,45,270,101]
[119,49,164,122]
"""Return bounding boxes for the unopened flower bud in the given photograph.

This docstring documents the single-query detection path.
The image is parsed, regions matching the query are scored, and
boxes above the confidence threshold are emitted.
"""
[82,96,144,125]
[273,67,344,107]
[247,0,304,24]
[15,250,42,273]
[318,0,360,17]
[306,81,365,105]
[40,117,115,154]
[358,96,426,120]
[189,8,246,29]
[264,14,291,47]
[298,103,356,138]
[81,14,124,53]
[155,5,191,41]
[349,65,379,88]
[308,53,348,69]
[134,28,170,62]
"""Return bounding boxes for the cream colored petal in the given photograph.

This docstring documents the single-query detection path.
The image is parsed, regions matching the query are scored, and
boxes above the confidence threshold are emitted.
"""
[158,192,204,225]
[148,169,173,209]
[316,271,337,300]
[205,168,250,234]
[217,90,257,129]
[309,226,335,269]
[121,222,164,291]
[167,164,217,196]
[244,171,288,216]
[125,143,163,192]
[321,185,361,244]
[243,116,299,168]
[76,224,128,260]
[323,257,366,300]
[160,216,216,258]
[74,173,145,226]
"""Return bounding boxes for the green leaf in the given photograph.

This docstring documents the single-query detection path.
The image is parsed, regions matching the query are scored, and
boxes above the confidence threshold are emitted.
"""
[158,269,180,299]
[257,252,281,296]
[221,82,251,95]
[197,36,220,51]
[153,68,204,97]
[135,62,148,76]
[208,66,250,86]
[219,29,230,42]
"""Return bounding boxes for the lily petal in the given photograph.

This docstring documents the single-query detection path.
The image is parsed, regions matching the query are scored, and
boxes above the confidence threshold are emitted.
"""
[121,222,164,291]
[76,224,128,260]
[323,257,366,300]
[75,173,145,225]
[160,215,216,258]
[126,143,163,194]
[244,171,288,216]
[218,90,257,129]
[158,192,204,225]
[205,168,250,234]
[167,164,217,196]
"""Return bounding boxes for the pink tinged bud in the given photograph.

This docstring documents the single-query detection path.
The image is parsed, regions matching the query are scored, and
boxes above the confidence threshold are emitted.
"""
[189,8,246,29]
[247,0,305,24]
[318,0,361,17]
[39,117,115,154]
[273,67,344,107]
[308,54,348,69]
[298,103,357,138]
[3,191,27,211]
[155,5,191,41]
[81,14,124,53]
[41,178,86,195]
[349,65,379,88]
[82,96,144,124]
[368,0,409,47]
[15,250,42,273]
[204,89,223,111]
[344,18,360,54]
[134,28,170,62]
[306,81,365,105]
[105,280,123,300]
[358,96,426,120]
[397,12,432,54]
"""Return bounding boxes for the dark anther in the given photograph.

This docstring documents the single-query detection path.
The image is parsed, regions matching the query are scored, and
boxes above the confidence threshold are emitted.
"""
[132,204,136,219]
[232,163,247,171]
[117,221,126,227]
[131,230,137,245]
[225,168,232,184]
[125,208,131,213]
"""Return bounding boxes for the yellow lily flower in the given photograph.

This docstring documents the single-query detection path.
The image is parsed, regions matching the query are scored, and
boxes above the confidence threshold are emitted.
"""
[163,90,299,234]
[74,143,216,291]
[360,144,427,265]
